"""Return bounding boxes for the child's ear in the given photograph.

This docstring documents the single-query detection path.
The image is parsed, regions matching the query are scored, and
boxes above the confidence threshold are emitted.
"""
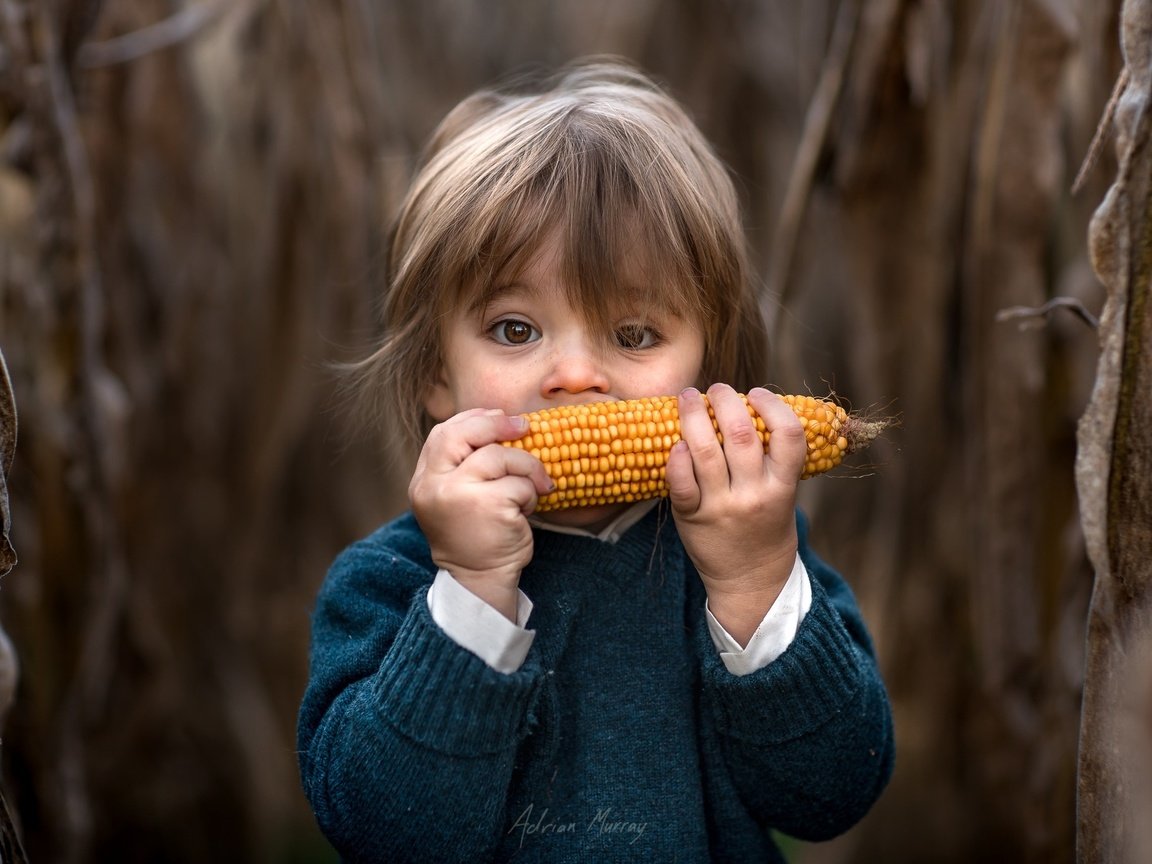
[422,374,456,422]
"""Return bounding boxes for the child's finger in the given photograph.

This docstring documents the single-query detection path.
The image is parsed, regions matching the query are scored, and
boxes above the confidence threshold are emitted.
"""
[706,383,766,487]
[746,388,806,482]
[418,409,530,474]
[665,439,700,513]
[676,386,730,490]
[463,443,555,500]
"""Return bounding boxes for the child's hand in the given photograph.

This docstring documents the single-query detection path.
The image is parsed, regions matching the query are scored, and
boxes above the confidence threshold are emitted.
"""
[409,408,555,621]
[666,384,807,646]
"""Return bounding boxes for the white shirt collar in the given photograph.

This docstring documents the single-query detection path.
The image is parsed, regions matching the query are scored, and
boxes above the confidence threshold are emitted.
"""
[529,499,659,545]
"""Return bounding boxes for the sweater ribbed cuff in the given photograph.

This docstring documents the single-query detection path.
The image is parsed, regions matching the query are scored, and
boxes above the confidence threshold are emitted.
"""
[701,577,867,744]
[372,595,544,757]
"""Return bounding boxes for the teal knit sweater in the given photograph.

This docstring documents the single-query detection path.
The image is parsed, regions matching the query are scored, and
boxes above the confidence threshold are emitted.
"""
[298,504,893,862]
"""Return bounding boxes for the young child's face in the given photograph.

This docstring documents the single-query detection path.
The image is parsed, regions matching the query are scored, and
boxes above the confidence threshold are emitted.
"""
[424,234,706,528]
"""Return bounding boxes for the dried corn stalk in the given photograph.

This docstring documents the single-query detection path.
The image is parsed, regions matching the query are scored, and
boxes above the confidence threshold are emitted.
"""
[0,348,23,863]
[1077,0,1152,860]
[0,348,16,725]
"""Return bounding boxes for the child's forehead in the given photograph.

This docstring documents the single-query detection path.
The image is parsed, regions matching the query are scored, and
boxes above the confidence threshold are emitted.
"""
[466,278,677,317]
[464,234,690,318]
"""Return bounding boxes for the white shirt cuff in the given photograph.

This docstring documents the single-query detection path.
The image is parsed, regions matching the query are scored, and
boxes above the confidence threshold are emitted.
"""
[426,569,535,674]
[705,554,812,676]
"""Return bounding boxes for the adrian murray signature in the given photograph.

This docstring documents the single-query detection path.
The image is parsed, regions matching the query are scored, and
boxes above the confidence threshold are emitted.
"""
[508,803,649,847]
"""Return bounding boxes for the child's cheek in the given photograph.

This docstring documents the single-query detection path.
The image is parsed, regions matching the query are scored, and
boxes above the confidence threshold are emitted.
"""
[466,368,533,413]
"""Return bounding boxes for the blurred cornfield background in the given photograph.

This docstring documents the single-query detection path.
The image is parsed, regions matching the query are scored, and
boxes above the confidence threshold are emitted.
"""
[0,0,1126,861]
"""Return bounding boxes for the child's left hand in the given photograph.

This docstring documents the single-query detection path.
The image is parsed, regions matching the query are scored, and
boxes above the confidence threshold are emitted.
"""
[666,383,807,647]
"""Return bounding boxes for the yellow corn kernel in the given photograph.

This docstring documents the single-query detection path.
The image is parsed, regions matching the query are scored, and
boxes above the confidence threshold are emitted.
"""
[502,393,884,512]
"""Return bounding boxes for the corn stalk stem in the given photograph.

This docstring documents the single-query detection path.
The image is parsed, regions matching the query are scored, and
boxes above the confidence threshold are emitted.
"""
[1076,0,1152,859]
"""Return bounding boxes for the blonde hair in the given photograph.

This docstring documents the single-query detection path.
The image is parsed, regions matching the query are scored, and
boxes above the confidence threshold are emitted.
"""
[355,58,767,451]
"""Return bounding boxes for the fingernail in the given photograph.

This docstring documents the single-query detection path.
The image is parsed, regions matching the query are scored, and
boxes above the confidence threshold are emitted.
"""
[680,386,700,398]
[509,415,529,431]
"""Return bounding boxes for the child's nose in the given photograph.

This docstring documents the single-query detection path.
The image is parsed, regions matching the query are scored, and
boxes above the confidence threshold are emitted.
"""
[541,341,610,400]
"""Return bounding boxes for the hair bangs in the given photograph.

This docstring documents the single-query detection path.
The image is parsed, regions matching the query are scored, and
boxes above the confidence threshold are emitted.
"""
[550,112,718,344]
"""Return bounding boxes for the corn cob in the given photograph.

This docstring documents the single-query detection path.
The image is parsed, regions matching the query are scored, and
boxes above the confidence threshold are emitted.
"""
[503,393,883,512]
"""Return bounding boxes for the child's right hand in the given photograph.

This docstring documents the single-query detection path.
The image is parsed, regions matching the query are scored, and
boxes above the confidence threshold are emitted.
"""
[409,408,555,621]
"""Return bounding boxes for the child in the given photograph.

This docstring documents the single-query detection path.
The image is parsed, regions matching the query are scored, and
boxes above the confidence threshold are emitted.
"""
[298,58,893,863]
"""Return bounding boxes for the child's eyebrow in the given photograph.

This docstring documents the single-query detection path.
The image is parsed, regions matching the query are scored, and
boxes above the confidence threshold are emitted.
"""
[467,282,536,315]
[608,285,688,319]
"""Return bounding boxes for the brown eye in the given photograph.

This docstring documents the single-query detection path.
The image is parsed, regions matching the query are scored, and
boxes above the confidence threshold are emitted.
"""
[615,323,659,350]
[492,319,539,345]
